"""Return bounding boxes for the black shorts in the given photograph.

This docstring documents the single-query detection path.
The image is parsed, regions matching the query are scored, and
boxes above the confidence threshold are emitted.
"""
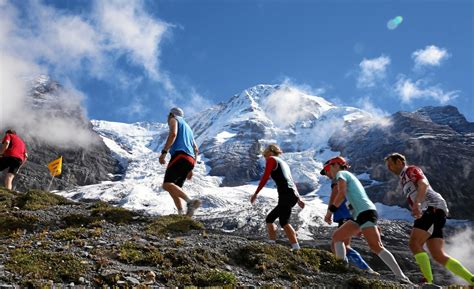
[336,218,354,228]
[413,207,446,239]
[266,190,298,227]
[0,157,22,175]
[355,210,378,228]
[163,152,195,188]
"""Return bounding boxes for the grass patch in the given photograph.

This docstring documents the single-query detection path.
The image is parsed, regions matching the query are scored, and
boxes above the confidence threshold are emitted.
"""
[233,242,349,282]
[194,269,237,286]
[6,249,88,283]
[0,188,20,212]
[0,214,38,236]
[15,190,72,210]
[52,227,102,241]
[117,241,163,266]
[347,276,398,289]
[62,213,98,227]
[91,206,137,224]
[146,215,205,236]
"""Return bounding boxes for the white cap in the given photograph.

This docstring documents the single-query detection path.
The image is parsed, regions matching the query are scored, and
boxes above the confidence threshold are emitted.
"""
[170,107,184,117]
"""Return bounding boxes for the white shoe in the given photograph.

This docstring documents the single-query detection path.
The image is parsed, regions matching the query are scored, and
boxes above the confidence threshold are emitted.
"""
[365,267,380,276]
[420,283,442,289]
[186,199,201,217]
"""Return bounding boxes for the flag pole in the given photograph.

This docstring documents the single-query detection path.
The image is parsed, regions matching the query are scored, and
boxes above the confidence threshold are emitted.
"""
[47,174,55,191]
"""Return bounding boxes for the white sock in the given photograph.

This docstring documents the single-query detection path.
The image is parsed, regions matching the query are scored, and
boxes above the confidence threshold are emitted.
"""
[184,196,191,203]
[291,243,300,250]
[378,248,406,278]
[177,208,184,215]
[334,241,346,260]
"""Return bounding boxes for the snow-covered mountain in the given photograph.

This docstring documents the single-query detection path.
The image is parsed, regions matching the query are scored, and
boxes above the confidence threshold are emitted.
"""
[57,84,413,239]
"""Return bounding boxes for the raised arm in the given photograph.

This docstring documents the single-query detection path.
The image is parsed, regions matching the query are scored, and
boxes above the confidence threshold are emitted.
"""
[250,157,276,204]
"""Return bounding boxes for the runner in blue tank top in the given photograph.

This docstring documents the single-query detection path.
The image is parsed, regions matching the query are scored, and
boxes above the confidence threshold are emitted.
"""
[322,156,411,284]
[159,107,201,217]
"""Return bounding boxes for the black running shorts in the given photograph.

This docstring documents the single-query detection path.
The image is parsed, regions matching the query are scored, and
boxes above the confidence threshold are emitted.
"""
[0,156,22,175]
[266,189,298,227]
[163,152,195,188]
[355,210,378,228]
[337,218,354,228]
[413,207,446,239]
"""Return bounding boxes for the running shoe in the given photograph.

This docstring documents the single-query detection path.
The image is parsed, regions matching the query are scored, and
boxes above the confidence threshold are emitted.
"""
[186,199,201,217]
[420,284,442,289]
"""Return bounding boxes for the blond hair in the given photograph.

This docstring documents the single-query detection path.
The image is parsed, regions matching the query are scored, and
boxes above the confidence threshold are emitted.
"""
[263,144,283,156]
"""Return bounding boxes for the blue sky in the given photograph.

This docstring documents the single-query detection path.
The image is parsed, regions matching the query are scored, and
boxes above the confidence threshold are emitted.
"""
[2,0,473,123]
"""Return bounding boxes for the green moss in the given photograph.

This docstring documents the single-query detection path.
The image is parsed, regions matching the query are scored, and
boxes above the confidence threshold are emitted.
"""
[15,190,72,210]
[6,249,88,283]
[52,227,101,240]
[117,241,163,266]
[146,215,205,236]
[0,214,38,236]
[193,269,237,286]
[300,248,349,273]
[233,242,302,280]
[347,276,398,289]
[91,206,137,224]
[0,188,20,212]
[62,213,97,227]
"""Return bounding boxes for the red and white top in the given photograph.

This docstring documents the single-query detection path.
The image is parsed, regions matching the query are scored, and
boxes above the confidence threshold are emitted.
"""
[399,165,448,214]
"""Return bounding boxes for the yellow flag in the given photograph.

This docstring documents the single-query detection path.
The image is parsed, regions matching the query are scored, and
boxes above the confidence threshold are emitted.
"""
[47,156,62,177]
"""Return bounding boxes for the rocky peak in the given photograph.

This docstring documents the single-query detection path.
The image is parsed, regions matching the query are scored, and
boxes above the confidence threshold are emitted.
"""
[415,105,474,133]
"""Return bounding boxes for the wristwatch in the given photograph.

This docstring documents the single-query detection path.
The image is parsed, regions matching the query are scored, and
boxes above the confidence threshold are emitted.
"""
[161,149,168,155]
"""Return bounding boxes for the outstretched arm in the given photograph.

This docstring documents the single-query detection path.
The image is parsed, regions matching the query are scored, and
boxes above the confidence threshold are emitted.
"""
[250,157,276,204]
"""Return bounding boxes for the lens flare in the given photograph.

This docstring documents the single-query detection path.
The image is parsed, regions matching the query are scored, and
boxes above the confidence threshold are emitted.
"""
[387,16,403,30]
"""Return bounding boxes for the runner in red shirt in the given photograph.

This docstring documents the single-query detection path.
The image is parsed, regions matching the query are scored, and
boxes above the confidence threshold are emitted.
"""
[0,129,28,190]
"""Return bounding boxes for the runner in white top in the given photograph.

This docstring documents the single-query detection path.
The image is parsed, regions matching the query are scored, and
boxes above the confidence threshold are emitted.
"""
[385,153,474,286]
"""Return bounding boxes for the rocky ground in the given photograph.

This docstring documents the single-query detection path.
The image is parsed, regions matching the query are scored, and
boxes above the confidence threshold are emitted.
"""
[0,188,470,288]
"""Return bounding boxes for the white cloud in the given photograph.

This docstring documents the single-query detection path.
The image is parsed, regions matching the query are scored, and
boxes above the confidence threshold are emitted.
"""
[357,55,391,88]
[394,76,459,104]
[0,0,177,147]
[355,97,392,127]
[94,0,173,90]
[412,45,450,68]
[445,227,474,285]
[181,89,213,118]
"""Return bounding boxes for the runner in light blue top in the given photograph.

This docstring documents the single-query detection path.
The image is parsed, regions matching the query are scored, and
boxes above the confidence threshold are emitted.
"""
[335,170,376,220]
[322,156,411,284]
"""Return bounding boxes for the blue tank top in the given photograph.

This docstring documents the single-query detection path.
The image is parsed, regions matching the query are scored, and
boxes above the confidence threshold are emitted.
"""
[334,199,352,221]
[170,116,195,158]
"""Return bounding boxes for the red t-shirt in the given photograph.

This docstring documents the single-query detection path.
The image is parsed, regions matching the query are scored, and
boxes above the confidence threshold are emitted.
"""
[2,134,27,161]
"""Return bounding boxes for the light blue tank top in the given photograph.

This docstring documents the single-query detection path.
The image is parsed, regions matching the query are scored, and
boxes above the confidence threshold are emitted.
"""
[170,116,195,158]
[335,170,376,219]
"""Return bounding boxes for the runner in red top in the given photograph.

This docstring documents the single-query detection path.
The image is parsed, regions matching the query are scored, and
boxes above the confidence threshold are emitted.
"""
[250,144,305,251]
[0,129,28,190]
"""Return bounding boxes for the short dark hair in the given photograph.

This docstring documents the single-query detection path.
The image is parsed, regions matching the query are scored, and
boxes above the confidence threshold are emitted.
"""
[5,129,16,135]
[384,153,406,164]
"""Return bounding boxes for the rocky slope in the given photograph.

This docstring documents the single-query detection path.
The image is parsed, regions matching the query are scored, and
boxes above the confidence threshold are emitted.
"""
[329,105,474,219]
[0,188,468,287]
